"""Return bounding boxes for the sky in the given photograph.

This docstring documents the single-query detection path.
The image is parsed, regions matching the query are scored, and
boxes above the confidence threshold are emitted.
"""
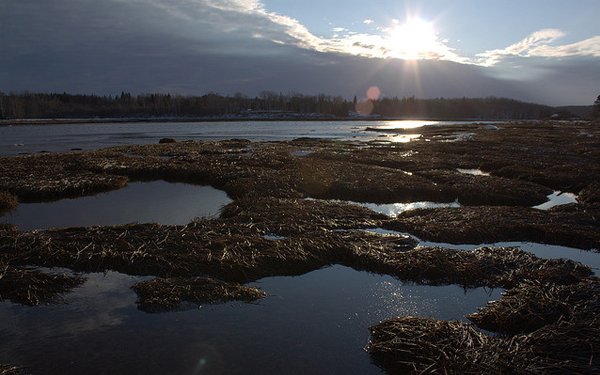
[1,0,599,105]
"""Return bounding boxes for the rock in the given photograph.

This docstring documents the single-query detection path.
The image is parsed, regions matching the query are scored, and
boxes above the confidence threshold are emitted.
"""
[158,138,176,144]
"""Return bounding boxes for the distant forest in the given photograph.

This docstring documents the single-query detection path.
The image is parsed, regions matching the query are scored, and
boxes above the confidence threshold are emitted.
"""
[0,91,573,120]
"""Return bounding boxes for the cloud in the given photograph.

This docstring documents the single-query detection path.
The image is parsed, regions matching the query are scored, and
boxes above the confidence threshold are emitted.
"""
[528,36,600,58]
[1,0,599,105]
[477,29,600,66]
[363,19,374,25]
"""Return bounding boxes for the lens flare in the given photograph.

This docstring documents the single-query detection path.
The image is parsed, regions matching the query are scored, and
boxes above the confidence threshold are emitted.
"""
[367,86,381,101]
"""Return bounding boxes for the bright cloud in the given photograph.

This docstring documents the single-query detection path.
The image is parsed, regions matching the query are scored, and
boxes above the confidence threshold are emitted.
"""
[135,0,600,67]
[477,29,600,66]
[529,36,600,58]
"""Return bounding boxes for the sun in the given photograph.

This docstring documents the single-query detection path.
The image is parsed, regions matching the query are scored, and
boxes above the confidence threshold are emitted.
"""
[387,17,438,60]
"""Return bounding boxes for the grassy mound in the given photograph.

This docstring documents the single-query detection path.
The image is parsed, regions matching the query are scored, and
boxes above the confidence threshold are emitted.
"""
[132,276,266,312]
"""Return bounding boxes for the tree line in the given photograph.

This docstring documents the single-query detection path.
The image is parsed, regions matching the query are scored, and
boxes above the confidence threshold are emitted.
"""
[0,91,563,120]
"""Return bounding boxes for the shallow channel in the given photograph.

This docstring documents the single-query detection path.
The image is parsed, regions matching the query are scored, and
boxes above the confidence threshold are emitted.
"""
[0,181,232,230]
[0,265,501,375]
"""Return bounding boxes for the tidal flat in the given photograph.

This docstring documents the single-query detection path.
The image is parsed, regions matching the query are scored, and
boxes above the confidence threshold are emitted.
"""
[1,120,599,374]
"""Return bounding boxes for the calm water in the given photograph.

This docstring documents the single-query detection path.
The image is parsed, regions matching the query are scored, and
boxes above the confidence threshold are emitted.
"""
[362,200,461,217]
[533,191,578,210]
[0,120,475,156]
[0,181,231,230]
[0,265,501,375]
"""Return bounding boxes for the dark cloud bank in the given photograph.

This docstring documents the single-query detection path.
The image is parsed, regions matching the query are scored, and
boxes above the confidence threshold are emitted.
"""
[1,0,597,105]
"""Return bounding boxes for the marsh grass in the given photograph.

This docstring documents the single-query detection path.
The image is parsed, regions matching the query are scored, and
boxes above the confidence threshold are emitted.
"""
[132,276,266,312]
[0,191,18,214]
[368,278,600,374]
[0,264,85,305]
[0,122,599,373]
[0,365,23,375]
[468,279,600,334]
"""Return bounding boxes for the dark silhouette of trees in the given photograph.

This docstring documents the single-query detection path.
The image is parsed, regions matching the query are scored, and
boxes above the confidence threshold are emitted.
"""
[593,94,600,119]
[0,91,562,120]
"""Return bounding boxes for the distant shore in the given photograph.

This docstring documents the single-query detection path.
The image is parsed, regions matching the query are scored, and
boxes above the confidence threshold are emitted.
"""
[0,116,510,126]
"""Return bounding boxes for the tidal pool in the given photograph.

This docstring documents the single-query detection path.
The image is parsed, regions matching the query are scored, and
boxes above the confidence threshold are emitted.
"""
[0,181,231,230]
[362,200,461,217]
[0,265,501,375]
[456,168,490,176]
[532,191,578,210]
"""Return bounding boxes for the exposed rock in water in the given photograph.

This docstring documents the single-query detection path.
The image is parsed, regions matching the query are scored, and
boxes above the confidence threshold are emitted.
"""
[158,138,176,144]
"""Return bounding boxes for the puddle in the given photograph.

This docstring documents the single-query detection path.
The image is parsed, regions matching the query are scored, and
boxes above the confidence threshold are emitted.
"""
[389,134,421,143]
[532,191,578,210]
[0,265,501,375]
[1,181,232,230]
[362,200,460,217]
[263,234,287,241]
[364,228,599,276]
[457,168,490,176]
[289,150,314,157]
[306,198,460,218]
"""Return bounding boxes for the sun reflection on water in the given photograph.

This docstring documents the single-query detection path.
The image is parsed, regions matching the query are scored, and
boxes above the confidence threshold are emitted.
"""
[389,134,422,143]
[376,120,439,129]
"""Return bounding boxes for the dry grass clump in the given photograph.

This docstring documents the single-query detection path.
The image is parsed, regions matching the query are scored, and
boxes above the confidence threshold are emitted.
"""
[350,245,591,289]
[368,313,600,374]
[0,222,416,282]
[132,276,266,312]
[0,365,24,375]
[294,158,452,203]
[0,154,128,202]
[0,264,85,305]
[468,278,600,334]
[219,197,388,235]
[579,182,600,205]
[367,317,501,374]
[0,221,330,282]
[386,205,600,250]
[416,169,551,206]
[0,191,18,214]
[0,223,590,289]
[512,312,600,374]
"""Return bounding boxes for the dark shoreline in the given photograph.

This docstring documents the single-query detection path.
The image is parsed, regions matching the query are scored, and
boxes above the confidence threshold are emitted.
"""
[0,116,507,127]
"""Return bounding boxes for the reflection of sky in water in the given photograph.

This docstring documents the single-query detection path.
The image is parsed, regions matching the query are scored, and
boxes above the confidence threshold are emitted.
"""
[362,200,460,217]
[0,266,501,374]
[289,149,315,157]
[533,191,578,210]
[0,181,231,230]
[388,133,422,143]
[0,120,481,156]
[456,168,490,176]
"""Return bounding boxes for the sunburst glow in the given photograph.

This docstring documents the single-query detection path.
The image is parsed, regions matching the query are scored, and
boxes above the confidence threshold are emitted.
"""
[387,18,439,60]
